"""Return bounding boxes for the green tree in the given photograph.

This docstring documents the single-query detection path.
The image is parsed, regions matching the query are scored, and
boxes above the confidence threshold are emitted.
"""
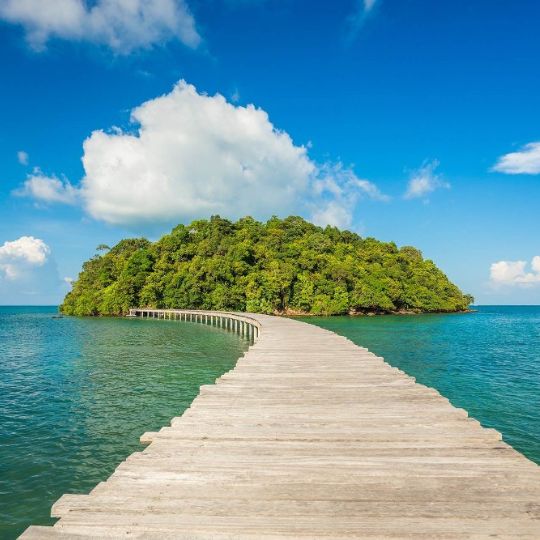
[61,216,473,316]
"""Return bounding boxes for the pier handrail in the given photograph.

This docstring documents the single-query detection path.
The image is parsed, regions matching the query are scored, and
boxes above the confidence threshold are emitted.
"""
[128,308,262,340]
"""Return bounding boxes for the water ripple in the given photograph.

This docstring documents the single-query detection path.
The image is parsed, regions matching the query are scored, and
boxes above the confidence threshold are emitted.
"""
[304,305,540,465]
[0,307,249,539]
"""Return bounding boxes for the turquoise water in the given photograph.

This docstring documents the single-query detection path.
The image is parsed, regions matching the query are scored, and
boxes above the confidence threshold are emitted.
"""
[301,305,540,465]
[0,307,250,539]
[2,306,539,538]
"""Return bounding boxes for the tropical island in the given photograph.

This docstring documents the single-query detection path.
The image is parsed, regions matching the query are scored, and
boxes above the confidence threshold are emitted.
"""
[61,216,472,316]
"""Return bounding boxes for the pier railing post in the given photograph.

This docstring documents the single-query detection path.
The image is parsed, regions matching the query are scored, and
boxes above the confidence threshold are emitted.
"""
[128,309,260,343]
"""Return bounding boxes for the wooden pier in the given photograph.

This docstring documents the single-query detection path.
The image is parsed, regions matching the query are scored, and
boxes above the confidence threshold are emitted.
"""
[22,310,540,538]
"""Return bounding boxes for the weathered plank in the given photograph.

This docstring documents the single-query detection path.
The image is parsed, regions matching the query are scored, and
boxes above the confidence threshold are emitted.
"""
[21,310,540,538]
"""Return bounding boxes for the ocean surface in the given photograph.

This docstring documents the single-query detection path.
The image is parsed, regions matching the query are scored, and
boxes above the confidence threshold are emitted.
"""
[0,306,539,538]
[302,305,540,465]
[0,307,250,539]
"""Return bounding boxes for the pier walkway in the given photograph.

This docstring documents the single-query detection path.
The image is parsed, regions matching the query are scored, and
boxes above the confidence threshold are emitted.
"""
[23,310,540,538]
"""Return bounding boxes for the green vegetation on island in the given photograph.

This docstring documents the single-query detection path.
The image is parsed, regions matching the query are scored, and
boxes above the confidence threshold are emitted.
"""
[60,216,473,316]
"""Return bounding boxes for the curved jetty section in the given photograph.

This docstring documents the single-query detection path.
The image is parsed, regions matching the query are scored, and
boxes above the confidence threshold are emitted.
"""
[22,310,540,539]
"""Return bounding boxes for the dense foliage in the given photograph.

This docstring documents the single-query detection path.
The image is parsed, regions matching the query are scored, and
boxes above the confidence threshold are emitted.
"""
[61,216,473,316]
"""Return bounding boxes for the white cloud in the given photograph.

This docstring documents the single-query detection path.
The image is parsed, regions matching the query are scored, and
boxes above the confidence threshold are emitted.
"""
[0,236,50,280]
[16,81,386,231]
[354,178,388,201]
[80,81,315,225]
[404,160,450,200]
[311,163,388,228]
[311,201,352,230]
[17,150,29,165]
[490,256,540,286]
[0,236,66,304]
[492,142,540,175]
[15,170,78,205]
[0,0,200,53]
[77,80,386,229]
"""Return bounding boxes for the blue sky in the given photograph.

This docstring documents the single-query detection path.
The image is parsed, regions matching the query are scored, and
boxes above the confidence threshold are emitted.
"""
[0,0,539,305]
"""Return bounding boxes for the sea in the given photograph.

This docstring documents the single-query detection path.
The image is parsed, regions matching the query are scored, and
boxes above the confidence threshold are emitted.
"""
[0,305,538,538]
[0,307,250,538]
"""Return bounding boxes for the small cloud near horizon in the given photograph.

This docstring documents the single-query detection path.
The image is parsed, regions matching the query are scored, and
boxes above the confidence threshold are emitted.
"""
[0,236,50,280]
[490,256,540,287]
[0,235,66,303]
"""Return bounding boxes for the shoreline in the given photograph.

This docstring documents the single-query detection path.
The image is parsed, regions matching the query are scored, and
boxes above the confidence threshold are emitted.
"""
[281,308,476,317]
[59,307,477,318]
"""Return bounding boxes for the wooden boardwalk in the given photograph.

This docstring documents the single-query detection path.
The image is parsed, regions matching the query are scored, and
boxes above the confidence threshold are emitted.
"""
[22,310,540,539]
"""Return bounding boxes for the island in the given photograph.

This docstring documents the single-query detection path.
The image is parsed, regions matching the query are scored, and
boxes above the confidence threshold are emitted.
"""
[61,215,473,316]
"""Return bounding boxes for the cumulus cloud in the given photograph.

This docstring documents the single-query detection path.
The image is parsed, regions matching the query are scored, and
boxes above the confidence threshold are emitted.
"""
[490,256,540,286]
[311,163,389,228]
[0,0,200,53]
[492,142,540,175]
[15,170,78,205]
[17,150,29,165]
[0,236,66,303]
[80,81,315,225]
[16,81,386,231]
[0,236,50,280]
[404,160,450,200]
[76,81,387,229]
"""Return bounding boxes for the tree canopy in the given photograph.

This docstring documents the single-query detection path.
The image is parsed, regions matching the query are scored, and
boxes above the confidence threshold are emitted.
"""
[60,216,473,316]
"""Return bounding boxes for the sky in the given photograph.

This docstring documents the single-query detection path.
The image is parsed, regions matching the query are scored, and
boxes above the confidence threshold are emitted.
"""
[0,0,539,305]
